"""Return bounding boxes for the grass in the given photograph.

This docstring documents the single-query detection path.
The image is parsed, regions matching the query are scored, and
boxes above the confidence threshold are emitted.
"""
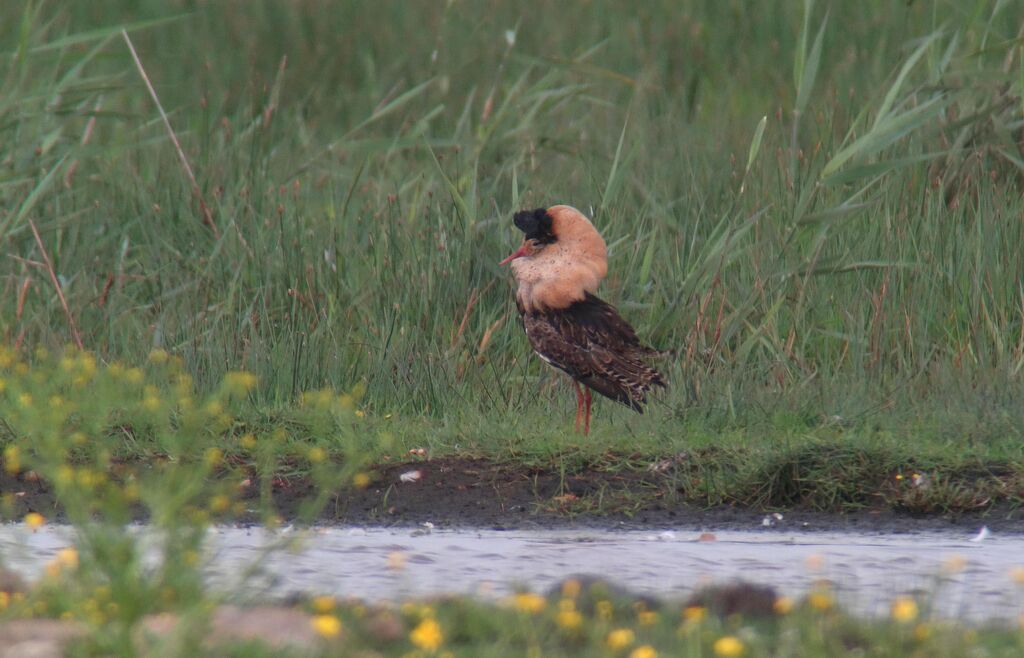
[1,0,1023,509]
[0,1,1023,653]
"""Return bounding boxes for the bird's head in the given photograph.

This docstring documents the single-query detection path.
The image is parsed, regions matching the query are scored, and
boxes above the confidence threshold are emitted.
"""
[498,208,557,265]
[501,205,608,311]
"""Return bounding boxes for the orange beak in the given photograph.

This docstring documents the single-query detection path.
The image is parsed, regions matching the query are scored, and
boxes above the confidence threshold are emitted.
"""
[499,243,530,266]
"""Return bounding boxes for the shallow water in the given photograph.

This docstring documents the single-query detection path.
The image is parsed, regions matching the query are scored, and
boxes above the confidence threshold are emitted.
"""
[2,524,1022,621]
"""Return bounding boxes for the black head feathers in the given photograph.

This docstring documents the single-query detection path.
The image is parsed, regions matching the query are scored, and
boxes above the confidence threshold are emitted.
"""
[513,208,557,245]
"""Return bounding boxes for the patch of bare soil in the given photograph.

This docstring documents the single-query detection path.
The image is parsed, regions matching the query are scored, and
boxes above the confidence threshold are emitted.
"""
[3,457,1020,533]
[260,457,1024,534]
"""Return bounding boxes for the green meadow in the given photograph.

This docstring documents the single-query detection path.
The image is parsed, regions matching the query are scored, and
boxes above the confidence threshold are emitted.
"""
[1,1,1024,653]
[3,0,1024,513]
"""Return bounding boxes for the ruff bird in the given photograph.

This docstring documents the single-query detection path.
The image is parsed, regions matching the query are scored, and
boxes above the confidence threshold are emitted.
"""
[500,205,666,434]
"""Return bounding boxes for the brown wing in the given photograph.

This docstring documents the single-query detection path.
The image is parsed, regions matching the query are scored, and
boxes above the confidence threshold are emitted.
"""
[520,293,667,411]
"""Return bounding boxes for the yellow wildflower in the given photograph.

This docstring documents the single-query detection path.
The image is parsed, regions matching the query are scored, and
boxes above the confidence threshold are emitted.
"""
[308,447,326,463]
[143,395,161,412]
[683,605,706,622]
[355,410,365,418]
[125,368,144,384]
[629,646,658,658]
[3,445,20,474]
[148,349,169,364]
[311,614,342,638]
[239,433,257,449]
[17,393,32,408]
[224,371,258,396]
[24,512,44,530]
[0,592,9,610]
[561,579,581,598]
[637,610,659,626]
[914,623,932,641]
[713,636,745,657]
[353,472,371,489]
[56,547,79,570]
[312,596,335,614]
[773,597,794,615]
[808,590,833,612]
[410,618,443,651]
[511,592,547,614]
[209,495,231,513]
[606,628,635,650]
[597,599,614,621]
[556,608,583,630]
[204,447,223,468]
[890,596,918,623]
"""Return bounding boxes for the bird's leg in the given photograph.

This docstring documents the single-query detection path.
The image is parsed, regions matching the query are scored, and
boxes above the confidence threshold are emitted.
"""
[583,388,592,436]
[573,381,584,433]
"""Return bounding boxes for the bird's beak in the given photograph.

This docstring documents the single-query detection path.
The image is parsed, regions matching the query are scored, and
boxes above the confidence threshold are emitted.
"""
[499,243,530,266]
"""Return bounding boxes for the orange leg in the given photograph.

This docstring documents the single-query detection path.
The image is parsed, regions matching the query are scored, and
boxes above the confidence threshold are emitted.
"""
[573,381,584,432]
[583,388,592,436]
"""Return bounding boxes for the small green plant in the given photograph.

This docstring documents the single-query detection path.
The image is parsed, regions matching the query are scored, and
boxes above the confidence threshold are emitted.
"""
[0,345,376,655]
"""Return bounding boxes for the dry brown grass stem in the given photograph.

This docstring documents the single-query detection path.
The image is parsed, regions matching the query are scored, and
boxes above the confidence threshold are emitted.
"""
[28,219,84,350]
[122,29,219,238]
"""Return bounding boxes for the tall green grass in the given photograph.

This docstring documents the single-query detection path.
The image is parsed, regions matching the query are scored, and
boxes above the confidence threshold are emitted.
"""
[2,0,1024,450]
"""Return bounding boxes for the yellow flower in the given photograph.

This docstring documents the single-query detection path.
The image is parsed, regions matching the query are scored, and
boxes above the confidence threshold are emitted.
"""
[355,410,365,418]
[209,494,231,513]
[561,579,581,598]
[0,591,9,610]
[224,371,258,395]
[148,349,169,364]
[24,512,44,530]
[890,596,918,623]
[773,597,794,615]
[637,610,659,626]
[913,623,932,641]
[606,628,635,650]
[239,433,257,449]
[204,447,223,468]
[312,596,335,614]
[353,472,371,489]
[556,609,583,630]
[311,614,342,638]
[410,618,443,651]
[56,547,79,570]
[17,393,32,408]
[683,605,706,622]
[3,445,20,474]
[143,395,162,412]
[629,646,658,658]
[713,636,745,657]
[597,599,614,621]
[808,590,833,612]
[510,592,547,614]
[125,368,144,384]
[308,447,326,463]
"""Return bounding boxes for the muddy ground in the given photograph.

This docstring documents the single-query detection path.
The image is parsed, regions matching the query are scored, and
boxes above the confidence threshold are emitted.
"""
[3,456,1021,533]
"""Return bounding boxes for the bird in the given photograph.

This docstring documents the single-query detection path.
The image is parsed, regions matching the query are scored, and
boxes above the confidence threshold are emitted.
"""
[499,205,667,434]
